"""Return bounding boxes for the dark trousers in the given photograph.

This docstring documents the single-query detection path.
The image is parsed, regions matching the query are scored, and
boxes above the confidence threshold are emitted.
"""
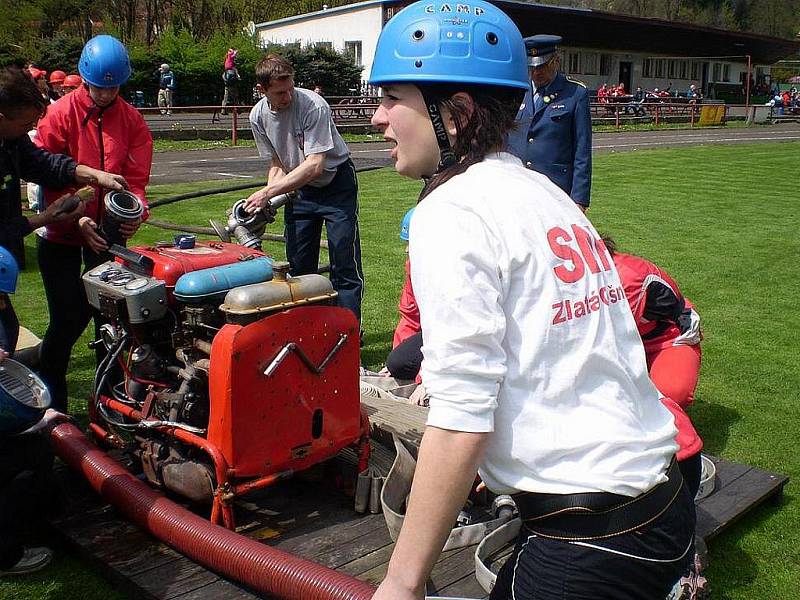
[490,481,696,600]
[0,433,55,569]
[0,295,19,357]
[37,238,108,413]
[386,331,423,380]
[679,452,703,501]
[285,160,363,322]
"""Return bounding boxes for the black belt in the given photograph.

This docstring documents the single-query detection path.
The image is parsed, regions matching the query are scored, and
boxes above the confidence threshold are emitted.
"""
[513,458,683,541]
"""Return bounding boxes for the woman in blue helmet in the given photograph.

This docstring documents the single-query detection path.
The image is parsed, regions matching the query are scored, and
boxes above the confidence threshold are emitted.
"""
[34,34,153,412]
[368,2,694,599]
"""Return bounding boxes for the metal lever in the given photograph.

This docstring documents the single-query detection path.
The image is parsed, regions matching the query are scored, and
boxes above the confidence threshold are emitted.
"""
[263,334,348,377]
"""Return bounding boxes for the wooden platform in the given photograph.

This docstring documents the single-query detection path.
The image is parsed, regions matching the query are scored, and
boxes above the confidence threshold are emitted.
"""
[49,395,788,599]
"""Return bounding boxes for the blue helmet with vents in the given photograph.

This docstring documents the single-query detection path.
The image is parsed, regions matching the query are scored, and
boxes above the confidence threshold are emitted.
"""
[0,247,19,294]
[79,35,131,88]
[369,0,529,91]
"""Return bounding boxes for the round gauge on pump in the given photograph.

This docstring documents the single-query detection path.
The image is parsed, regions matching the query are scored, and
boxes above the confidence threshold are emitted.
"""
[125,278,149,291]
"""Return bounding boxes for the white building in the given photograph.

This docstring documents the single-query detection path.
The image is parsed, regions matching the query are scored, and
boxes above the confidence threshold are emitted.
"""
[255,0,798,97]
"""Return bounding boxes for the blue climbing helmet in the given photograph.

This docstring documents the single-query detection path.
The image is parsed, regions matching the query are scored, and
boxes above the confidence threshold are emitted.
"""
[400,207,415,241]
[369,0,529,91]
[0,247,19,294]
[0,359,52,435]
[78,35,132,88]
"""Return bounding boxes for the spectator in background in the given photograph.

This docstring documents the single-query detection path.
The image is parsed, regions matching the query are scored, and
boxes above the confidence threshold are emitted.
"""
[61,74,82,94]
[222,49,240,116]
[627,85,646,116]
[158,63,176,115]
[47,71,66,100]
[26,68,50,102]
[686,83,702,103]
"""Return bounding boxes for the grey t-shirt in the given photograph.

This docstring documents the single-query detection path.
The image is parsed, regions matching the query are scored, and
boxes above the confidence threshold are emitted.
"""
[249,87,350,187]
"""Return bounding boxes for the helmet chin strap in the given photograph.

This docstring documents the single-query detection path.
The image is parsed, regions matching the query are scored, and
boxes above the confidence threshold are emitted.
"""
[419,87,457,173]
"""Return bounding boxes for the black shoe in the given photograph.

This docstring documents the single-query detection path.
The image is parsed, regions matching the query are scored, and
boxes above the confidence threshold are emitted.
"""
[0,547,52,576]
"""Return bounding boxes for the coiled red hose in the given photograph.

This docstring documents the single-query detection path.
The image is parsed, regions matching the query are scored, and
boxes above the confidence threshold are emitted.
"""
[50,422,377,600]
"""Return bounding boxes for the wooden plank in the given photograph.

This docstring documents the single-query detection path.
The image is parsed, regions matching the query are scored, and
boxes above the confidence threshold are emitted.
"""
[336,543,395,578]
[436,574,489,599]
[168,580,264,600]
[696,463,787,541]
[360,394,428,450]
[427,546,480,596]
[130,559,222,599]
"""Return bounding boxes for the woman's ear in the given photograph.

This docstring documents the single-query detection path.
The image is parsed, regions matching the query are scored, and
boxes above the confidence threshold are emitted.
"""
[443,92,474,136]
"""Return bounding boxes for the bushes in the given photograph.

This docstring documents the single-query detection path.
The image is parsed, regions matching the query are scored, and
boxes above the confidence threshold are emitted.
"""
[124,32,363,108]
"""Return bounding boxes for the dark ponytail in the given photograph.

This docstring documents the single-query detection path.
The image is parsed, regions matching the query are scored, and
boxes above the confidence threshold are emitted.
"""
[418,84,524,201]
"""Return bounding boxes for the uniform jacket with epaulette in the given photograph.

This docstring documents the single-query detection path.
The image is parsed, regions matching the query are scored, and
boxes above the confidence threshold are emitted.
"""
[509,71,592,207]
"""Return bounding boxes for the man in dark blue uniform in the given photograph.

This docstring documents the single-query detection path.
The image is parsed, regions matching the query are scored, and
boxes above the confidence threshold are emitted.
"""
[514,35,592,210]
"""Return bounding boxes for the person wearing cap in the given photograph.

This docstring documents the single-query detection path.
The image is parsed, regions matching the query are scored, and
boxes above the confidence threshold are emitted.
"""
[33,35,153,412]
[512,34,592,210]
[61,74,82,94]
[367,2,693,599]
[244,54,364,325]
[48,71,66,99]
[158,63,176,115]
[26,67,51,102]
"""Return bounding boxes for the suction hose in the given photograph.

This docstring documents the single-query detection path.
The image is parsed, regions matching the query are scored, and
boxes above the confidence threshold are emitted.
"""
[50,422,377,600]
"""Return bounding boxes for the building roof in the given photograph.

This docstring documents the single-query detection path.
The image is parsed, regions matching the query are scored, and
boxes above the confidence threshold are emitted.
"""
[256,0,800,65]
[496,1,800,64]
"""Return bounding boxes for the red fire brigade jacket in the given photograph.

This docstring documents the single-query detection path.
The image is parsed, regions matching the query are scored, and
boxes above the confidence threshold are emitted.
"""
[35,85,153,246]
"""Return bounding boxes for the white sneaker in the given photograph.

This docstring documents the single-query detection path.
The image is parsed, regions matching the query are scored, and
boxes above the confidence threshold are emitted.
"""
[0,546,52,576]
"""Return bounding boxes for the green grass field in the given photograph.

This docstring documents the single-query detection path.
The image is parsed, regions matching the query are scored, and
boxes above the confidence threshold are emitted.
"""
[2,141,799,599]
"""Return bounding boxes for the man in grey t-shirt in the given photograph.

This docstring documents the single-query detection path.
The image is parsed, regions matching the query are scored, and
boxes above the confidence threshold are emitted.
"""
[245,54,363,323]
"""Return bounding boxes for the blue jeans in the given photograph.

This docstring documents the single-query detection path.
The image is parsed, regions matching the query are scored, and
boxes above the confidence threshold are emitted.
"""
[490,482,696,599]
[285,160,364,322]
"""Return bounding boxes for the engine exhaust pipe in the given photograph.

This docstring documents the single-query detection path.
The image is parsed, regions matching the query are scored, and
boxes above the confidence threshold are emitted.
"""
[50,422,376,600]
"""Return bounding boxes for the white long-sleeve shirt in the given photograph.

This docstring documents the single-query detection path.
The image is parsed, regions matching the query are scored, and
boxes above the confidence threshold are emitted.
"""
[410,153,678,497]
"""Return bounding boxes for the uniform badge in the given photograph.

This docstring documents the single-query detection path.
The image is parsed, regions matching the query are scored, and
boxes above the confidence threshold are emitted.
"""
[542,92,558,104]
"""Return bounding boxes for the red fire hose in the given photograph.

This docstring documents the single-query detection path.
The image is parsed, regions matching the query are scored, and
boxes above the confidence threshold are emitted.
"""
[50,421,377,600]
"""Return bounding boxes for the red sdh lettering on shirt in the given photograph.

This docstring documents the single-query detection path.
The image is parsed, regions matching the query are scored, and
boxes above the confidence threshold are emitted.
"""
[547,224,620,325]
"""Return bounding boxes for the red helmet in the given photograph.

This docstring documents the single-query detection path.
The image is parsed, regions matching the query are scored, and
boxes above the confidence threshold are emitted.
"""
[62,74,83,89]
[27,67,47,80]
[49,70,67,84]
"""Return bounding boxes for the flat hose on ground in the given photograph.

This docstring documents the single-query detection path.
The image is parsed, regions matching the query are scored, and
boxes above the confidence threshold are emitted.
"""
[50,422,377,600]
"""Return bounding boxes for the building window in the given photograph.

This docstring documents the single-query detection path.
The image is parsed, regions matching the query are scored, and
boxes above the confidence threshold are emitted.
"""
[315,41,333,50]
[668,60,677,79]
[567,52,581,74]
[712,62,721,82]
[722,63,730,82]
[691,61,703,80]
[643,58,653,78]
[345,40,362,66]
[654,59,667,78]
[679,60,689,80]
[600,54,612,76]
[583,52,598,75]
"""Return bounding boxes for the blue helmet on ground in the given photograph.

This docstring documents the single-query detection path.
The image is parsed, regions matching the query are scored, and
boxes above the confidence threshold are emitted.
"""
[0,359,52,435]
[0,247,19,294]
[79,35,131,88]
[400,207,415,241]
[369,0,529,91]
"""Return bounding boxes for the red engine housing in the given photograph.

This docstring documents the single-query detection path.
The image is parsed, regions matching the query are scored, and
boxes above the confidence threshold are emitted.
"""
[208,305,363,478]
[120,241,264,300]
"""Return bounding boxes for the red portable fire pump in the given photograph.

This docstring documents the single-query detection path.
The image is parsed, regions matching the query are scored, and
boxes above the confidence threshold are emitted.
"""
[81,195,370,529]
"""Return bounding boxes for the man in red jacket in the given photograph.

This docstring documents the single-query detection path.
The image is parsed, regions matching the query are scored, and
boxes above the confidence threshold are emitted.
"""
[35,35,153,412]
